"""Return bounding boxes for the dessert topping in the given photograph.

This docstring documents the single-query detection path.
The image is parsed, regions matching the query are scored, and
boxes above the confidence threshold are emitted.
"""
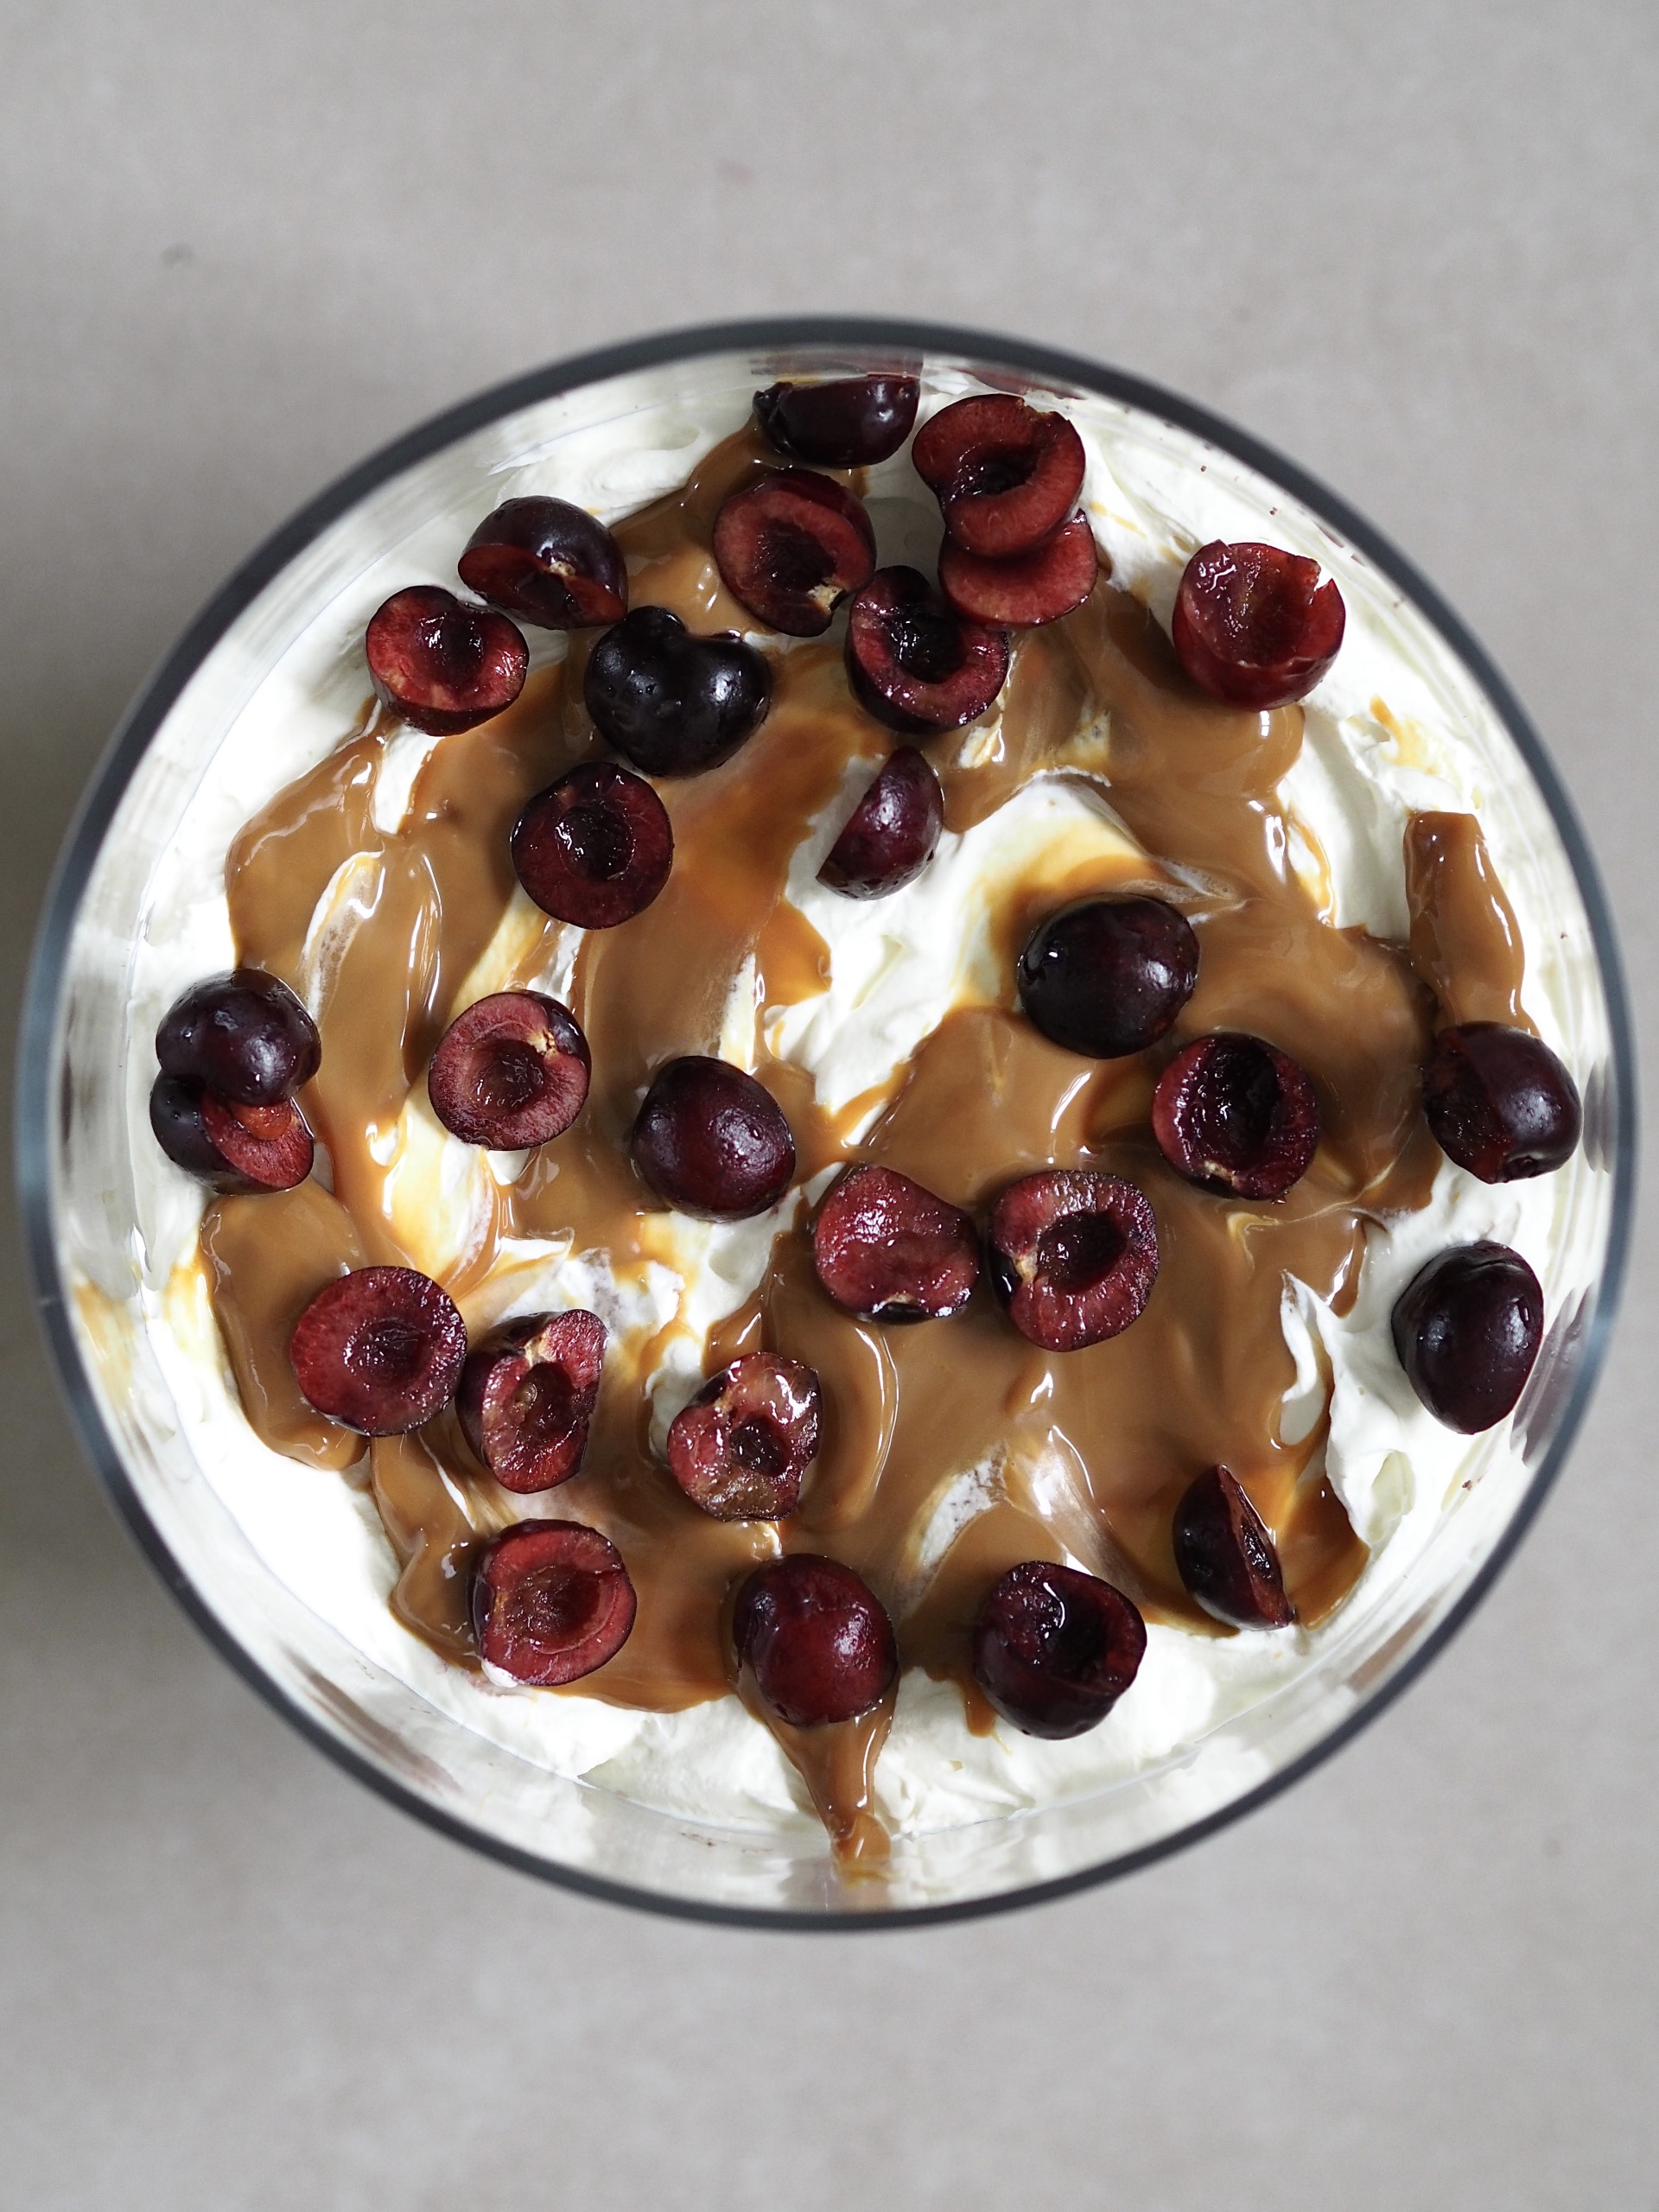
[988,1169,1159,1351]
[458,1310,606,1493]
[456,497,627,630]
[290,1265,467,1435]
[1391,1242,1544,1433]
[473,1520,637,1685]
[712,467,876,636]
[971,1560,1146,1738]
[1171,539,1344,709]
[584,607,772,777]
[844,566,1009,734]
[364,585,529,736]
[631,1057,797,1219]
[667,1353,821,1521]
[1017,897,1199,1059]
[427,991,591,1150]
[1152,1033,1321,1200]
[733,1554,897,1726]
[812,1162,981,1323]
[818,746,944,898]
[1422,1021,1582,1182]
[753,374,920,468]
[512,761,673,928]
[1172,1465,1294,1629]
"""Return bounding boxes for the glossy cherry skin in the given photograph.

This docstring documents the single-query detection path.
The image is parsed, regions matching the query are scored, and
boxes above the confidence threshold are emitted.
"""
[844,566,1009,734]
[456,498,627,630]
[732,1554,898,1726]
[988,1170,1160,1351]
[511,762,673,928]
[753,375,920,467]
[711,467,876,636]
[584,607,771,776]
[1391,1243,1544,1433]
[472,1520,637,1686]
[457,1310,606,1493]
[1172,1466,1294,1629]
[1422,1023,1582,1182]
[972,1561,1147,1738]
[667,1354,821,1521]
[938,512,1098,627]
[156,968,321,1107]
[1152,1033,1321,1200]
[364,586,529,736]
[1171,541,1345,709]
[427,992,590,1149]
[911,394,1086,558]
[631,1058,796,1219]
[1017,898,1198,1059]
[290,1266,467,1435]
[818,747,944,898]
[811,1163,981,1323]
[149,1077,314,1194]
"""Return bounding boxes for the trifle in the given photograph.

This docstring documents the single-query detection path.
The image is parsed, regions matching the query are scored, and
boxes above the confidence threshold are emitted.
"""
[32,328,1628,1918]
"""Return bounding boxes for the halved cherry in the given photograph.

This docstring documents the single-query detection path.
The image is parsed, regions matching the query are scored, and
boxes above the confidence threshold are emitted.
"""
[631,1057,796,1219]
[1172,1466,1294,1629]
[988,1170,1159,1351]
[584,607,771,776]
[1152,1033,1320,1200]
[667,1354,821,1521]
[1422,1023,1582,1183]
[972,1560,1146,1738]
[732,1554,897,1726]
[149,1077,314,1194]
[1171,541,1345,709]
[753,374,920,467]
[818,747,944,898]
[711,467,875,635]
[457,1310,606,1493]
[364,585,529,735]
[290,1265,467,1435]
[845,567,1009,734]
[511,762,672,928]
[812,1163,981,1323]
[1017,898,1199,1060]
[156,968,320,1106]
[1392,1243,1544,1433]
[473,1520,637,1685]
[911,394,1086,558]
[427,992,590,1149]
[456,498,627,630]
[938,512,1098,627]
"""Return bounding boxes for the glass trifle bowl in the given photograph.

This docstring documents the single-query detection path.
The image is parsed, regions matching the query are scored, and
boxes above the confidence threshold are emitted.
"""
[18,318,1634,1925]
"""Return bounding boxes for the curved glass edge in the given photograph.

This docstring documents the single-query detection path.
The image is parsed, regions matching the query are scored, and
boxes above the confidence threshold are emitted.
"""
[15,315,1639,1931]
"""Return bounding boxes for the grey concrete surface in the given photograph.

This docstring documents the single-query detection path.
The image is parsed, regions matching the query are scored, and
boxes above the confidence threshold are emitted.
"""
[3,3,1655,2206]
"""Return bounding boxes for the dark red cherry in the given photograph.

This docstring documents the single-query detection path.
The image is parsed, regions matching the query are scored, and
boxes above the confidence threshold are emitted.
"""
[1172,540,1345,709]
[457,1309,606,1493]
[472,1520,636,1686]
[1422,1023,1582,1183]
[812,1163,981,1323]
[988,1170,1159,1351]
[971,1561,1146,1739]
[290,1265,467,1435]
[1172,1465,1294,1630]
[427,992,589,1149]
[1017,898,1198,1059]
[511,762,672,928]
[732,1554,897,1726]
[911,394,1086,558]
[753,374,920,467]
[818,747,944,898]
[667,1354,821,1521]
[1391,1243,1544,1433]
[584,607,771,776]
[149,1077,314,1193]
[844,567,1009,734]
[631,1058,796,1219]
[156,968,321,1106]
[364,586,529,736]
[456,498,626,630]
[1152,1033,1321,1200]
[938,512,1098,627]
[711,467,875,636]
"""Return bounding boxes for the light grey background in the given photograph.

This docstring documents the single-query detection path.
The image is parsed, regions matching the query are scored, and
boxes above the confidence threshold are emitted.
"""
[3,4,1655,2206]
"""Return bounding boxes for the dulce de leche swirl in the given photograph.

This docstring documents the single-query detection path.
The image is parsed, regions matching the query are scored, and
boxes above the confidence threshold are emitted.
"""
[198,429,1530,1860]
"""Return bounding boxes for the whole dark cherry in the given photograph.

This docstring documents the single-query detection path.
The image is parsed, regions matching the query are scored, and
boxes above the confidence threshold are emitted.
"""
[753,375,920,467]
[584,607,772,777]
[456,498,627,630]
[1392,1243,1544,1433]
[290,1265,467,1435]
[988,1170,1159,1351]
[458,1309,605,1492]
[911,394,1086,558]
[1152,1033,1321,1201]
[364,586,529,736]
[1017,898,1198,1059]
[631,1058,796,1219]
[473,1520,637,1686]
[149,1077,314,1193]
[711,468,876,636]
[1172,541,1345,709]
[1422,1023,1582,1183]
[972,1561,1147,1738]
[156,969,321,1107]
[818,747,944,898]
[427,992,590,1149]
[938,512,1098,628]
[667,1354,821,1521]
[732,1554,897,1726]
[845,566,1009,734]
[812,1162,981,1323]
[1172,1465,1294,1630]
[511,762,673,928]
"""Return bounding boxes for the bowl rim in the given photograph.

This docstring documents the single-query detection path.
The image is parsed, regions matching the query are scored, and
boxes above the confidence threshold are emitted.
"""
[16,314,1638,1930]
